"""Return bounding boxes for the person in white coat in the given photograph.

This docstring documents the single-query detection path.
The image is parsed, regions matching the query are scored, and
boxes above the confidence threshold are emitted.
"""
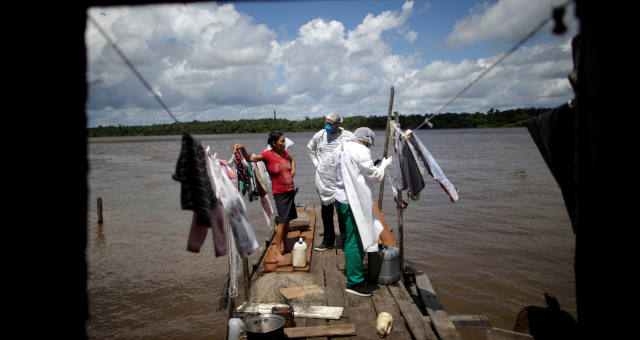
[333,127,392,296]
[307,112,354,251]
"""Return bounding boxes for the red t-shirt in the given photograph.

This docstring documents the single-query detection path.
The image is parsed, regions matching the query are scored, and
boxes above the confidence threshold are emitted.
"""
[260,150,295,194]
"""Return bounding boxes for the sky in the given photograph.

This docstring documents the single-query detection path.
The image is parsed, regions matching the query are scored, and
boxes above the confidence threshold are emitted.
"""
[85,0,578,128]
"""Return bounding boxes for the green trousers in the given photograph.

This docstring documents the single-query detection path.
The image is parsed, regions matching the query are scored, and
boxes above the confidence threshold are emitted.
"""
[335,201,365,288]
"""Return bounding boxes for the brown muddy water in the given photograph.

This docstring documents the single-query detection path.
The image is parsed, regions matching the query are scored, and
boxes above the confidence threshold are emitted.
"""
[86,128,575,339]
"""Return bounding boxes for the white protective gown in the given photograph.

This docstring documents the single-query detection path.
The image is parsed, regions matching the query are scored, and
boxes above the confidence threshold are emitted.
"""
[306,128,354,205]
[335,140,386,252]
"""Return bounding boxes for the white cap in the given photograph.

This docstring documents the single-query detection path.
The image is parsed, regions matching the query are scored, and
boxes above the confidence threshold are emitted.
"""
[326,112,343,123]
[354,127,376,146]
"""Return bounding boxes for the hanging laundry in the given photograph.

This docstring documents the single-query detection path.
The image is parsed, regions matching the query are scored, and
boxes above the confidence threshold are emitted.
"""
[391,132,406,192]
[207,150,259,258]
[210,198,228,256]
[246,165,259,202]
[187,213,208,253]
[390,123,459,203]
[186,201,227,257]
[173,131,217,226]
[186,150,229,256]
[259,195,273,229]
[234,148,250,195]
[396,132,425,199]
[253,163,268,197]
[406,129,459,202]
[256,156,271,190]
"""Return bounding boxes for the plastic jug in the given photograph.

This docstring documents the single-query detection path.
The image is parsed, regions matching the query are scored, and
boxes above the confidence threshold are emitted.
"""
[292,238,307,267]
[228,318,244,340]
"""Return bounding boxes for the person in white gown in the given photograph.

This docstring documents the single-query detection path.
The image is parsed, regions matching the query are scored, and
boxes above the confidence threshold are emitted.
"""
[333,127,392,296]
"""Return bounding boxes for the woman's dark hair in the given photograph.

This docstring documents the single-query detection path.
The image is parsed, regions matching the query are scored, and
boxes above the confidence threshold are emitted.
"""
[267,131,284,147]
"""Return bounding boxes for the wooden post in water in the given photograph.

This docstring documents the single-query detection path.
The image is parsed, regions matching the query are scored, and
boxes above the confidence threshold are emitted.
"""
[377,87,394,210]
[97,197,103,224]
[394,111,405,276]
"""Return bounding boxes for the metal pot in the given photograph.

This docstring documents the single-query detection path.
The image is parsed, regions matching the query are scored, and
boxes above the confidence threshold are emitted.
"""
[244,314,286,339]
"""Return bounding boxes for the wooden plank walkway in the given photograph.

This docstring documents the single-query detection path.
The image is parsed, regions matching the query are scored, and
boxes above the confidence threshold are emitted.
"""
[261,206,316,273]
[241,202,489,339]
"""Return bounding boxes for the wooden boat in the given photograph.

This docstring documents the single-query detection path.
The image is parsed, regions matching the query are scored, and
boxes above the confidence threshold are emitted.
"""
[230,202,530,340]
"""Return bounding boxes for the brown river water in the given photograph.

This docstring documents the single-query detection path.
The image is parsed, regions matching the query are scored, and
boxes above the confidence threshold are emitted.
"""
[86,128,575,339]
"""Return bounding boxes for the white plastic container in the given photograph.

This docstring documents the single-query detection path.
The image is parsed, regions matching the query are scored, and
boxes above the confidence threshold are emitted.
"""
[228,318,244,340]
[292,238,307,267]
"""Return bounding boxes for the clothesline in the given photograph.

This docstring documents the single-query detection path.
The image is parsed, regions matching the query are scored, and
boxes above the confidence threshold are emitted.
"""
[413,0,574,131]
[88,15,187,131]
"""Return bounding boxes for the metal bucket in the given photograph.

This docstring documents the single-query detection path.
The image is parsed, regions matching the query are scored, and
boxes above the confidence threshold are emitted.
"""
[244,314,286,339]
[368,246,401,284]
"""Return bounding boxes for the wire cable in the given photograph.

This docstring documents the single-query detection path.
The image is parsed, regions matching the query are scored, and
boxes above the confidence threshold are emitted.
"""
[415,1,573,130]
[88,15,185,129]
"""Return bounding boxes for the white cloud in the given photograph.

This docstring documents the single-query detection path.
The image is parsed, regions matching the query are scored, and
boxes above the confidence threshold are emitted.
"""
[446,0,578,47]
[298,19,346,46]
[405,30,418,43]
[397,39,574,115]
[86,1,575,127]
[346,0,414,57]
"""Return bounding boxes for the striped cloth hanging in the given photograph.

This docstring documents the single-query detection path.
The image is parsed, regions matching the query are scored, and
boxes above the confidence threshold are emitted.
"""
[173,131,217,226]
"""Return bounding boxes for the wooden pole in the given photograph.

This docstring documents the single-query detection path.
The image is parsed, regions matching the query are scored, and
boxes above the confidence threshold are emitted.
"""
[243,258,250,302]
[394,111,405,277]
[377,87,394,210]
[226,221,236,321]
[97,197,103,224]
[249,227,277,280]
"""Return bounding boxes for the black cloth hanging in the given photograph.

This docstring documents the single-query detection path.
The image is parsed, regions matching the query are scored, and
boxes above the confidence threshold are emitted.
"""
[173,131,217,226]
[397,134,425,197]
[526,103,576,231]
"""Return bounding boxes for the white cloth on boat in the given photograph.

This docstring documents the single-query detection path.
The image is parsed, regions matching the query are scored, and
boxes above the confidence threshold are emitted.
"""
[306,127,354,205]
[206,148,259,258]
[334,140,385,252]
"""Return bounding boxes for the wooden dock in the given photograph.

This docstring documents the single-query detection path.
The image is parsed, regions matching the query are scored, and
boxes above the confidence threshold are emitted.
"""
[237,203,525,339]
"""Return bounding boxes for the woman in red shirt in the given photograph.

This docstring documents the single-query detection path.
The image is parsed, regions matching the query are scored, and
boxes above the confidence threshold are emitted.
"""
[234,131,297,262]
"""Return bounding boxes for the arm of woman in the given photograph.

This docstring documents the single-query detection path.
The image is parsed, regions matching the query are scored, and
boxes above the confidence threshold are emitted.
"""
[289,154,296,177]
[233,144,263,162]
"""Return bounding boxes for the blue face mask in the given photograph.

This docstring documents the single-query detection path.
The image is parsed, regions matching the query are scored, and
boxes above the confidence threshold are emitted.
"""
[325,123,335,133]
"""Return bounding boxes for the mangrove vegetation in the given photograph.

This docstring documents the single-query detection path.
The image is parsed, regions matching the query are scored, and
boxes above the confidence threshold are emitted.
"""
[88,107,551,137]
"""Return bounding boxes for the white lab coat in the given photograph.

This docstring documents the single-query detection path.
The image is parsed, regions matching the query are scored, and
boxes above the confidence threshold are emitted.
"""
[335,140,386,252]
[306,128,354,205]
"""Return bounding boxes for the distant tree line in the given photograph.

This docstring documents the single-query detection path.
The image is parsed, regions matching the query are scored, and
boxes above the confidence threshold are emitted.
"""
[88,107,551,137]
